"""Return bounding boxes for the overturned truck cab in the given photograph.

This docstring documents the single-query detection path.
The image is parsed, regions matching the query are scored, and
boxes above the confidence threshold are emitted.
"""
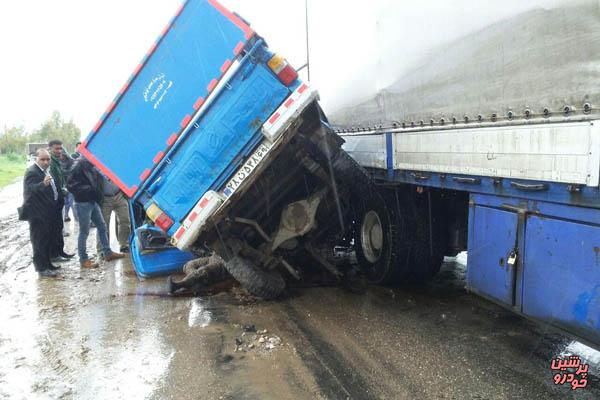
[80,0,380,298]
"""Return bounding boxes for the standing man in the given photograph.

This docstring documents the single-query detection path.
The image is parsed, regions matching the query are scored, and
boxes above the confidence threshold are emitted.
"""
[59,150,75,222]
[48,139,74,260]
[71,141,82,160]
[96,175,132,254]
[68,157,125,268]
[20,149,60,277]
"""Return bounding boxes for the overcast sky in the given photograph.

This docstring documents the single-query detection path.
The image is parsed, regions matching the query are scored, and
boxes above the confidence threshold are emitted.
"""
[0,0,570,136]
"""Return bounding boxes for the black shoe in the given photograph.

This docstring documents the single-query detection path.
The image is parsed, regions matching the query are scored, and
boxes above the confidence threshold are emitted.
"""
[38,269,58,278]
[48,264,62,270]
[51,256,70,263]
[59,252,75,259]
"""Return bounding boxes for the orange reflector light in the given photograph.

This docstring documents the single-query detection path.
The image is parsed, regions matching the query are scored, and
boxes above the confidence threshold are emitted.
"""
[267,54,286,73]
[146,203,162,221]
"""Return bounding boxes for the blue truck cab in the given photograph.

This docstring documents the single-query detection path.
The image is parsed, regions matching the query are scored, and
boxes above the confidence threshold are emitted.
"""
[81,0,370,294]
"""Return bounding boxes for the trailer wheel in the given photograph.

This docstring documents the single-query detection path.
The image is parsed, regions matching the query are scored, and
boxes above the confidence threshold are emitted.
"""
[353,192,409,285]
[223,255,286,300]
[404,194,447,284]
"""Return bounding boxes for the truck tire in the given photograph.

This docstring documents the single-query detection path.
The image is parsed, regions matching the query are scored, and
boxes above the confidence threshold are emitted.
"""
[223,255,286,300]
[353,191,410,285]
[331,148,375,197]
[404,194,447,284]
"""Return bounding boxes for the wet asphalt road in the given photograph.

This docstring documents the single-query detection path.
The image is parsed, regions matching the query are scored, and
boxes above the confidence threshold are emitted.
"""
[1,179,600,400]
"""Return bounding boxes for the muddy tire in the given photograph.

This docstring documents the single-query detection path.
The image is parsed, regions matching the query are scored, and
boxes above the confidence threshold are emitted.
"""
[331,148,375,198]
[166,271,198,294]
[166,275,179,294]
[353,191,410,285]
[223,255,286,300]
[404,195,447,284]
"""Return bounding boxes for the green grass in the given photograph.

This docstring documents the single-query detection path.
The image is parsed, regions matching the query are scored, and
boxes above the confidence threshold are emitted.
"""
[0,154,26,189]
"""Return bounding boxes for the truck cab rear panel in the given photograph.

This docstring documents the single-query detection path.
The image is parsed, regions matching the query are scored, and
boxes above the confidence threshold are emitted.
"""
[171,83,320,250]
[141,44,293,227]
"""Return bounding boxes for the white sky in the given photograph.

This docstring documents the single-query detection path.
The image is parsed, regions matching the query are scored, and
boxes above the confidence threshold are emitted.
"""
[0,0,569,135]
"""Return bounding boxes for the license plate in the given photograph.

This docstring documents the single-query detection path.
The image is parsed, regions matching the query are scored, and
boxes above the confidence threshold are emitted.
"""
[222,142,272,198]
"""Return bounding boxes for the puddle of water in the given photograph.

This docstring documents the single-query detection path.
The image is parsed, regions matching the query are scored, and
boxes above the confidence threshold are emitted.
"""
[560,341,600,366]
[0,180,179,399]
[0,272,46,399]
[74,327,174,399]
[0,180,22,219]
[188,298,213,328]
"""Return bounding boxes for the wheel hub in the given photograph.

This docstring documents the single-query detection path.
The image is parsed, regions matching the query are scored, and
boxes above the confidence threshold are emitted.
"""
[361,210,383,263]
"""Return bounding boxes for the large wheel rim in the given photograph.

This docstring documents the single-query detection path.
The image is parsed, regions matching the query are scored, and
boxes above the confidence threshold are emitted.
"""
[361,210,384,263]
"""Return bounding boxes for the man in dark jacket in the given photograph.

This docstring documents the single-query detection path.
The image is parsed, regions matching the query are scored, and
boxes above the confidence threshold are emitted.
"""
[48,139,74,260]
[71,141,82,160]
[68,157,124,268]
[21,149,61,277]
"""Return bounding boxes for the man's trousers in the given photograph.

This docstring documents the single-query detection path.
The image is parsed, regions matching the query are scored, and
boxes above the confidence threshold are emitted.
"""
[29,218,52,271]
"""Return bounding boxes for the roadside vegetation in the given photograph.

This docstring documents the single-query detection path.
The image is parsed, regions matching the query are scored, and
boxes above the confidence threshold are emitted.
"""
[0,153,26,188]
[0,111,81,188]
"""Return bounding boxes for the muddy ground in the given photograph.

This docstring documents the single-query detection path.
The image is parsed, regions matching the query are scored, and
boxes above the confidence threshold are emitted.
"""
[1,179,599,400]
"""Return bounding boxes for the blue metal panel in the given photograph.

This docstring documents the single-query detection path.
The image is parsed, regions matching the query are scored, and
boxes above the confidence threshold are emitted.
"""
[149,63,289,222]
[385,133,393,180]
[470,193,600,224]
[85,0,252,197]
[210,125,264,192]
[369,168,600,209]
[522,216,600,344]
[128,203,196,278]
[467,205,518,305]
[130,234,196,278]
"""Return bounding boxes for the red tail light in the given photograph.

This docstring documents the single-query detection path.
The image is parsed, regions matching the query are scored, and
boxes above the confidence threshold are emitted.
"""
[277,65,298,86]
[146,203,174,232]
[155,213,174,232]
[267,54,298,86]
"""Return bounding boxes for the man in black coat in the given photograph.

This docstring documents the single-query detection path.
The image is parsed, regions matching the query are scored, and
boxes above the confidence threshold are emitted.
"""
[68,157,124,268]
[21,149,61,277]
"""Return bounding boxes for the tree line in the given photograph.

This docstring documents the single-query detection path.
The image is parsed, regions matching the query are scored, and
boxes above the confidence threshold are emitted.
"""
[1,111,81,155]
